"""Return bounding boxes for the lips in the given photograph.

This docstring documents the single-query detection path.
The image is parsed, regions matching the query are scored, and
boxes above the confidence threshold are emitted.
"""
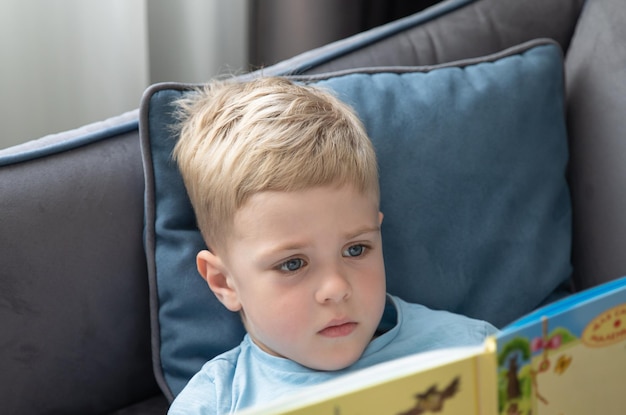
[318,320,357,338]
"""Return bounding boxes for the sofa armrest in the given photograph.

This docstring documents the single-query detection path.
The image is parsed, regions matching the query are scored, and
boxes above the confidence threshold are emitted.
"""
[0,112,161,413]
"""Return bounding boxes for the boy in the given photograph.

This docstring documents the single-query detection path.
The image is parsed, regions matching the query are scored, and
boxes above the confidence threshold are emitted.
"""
[168,77,497,414]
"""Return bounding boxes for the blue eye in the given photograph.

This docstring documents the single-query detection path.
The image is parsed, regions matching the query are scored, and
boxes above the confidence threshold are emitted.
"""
[343,244,365,257]
[279,258,305,272]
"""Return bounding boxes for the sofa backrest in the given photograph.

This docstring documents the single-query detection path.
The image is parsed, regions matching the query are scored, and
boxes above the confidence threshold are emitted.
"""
[564,0,626,289]
[261,0,584,76]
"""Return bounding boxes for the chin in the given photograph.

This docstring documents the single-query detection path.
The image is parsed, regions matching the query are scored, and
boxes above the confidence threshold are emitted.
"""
[307,351,363,372]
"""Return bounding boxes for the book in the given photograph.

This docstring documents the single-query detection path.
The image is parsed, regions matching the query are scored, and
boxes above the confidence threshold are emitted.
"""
[236,276,626,415]
[495,276,626,415]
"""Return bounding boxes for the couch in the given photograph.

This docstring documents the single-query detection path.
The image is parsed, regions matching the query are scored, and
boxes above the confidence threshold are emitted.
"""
[2,0,624,413]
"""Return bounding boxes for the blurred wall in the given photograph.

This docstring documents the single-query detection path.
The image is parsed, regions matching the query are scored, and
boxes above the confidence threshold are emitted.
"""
[147,0,248,84]
[0,0,149,149]
[0,0,431,150]
[0,0,248,150]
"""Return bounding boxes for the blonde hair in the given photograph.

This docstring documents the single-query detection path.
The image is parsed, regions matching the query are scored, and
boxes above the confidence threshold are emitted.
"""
[173,76,379,251]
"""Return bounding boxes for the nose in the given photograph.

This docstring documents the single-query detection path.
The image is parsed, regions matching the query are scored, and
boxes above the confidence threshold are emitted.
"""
[315,265,352,304]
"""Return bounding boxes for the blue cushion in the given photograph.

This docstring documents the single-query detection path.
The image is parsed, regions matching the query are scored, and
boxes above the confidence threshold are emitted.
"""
[140,39,572,398]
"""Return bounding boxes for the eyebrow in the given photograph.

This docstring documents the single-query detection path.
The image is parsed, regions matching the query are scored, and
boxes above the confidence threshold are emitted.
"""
[344,225,381,240]
[259,225,381,260]
[257,241,308,262]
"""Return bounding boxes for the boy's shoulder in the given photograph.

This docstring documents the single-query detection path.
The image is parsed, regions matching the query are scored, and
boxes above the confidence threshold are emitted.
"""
[390,294,498,345]
[168,341,247,414]
[171,334,335,413]
[196,339,247,382]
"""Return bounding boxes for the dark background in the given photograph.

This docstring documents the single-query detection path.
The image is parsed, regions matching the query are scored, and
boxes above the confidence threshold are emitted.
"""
[249,0,443,68]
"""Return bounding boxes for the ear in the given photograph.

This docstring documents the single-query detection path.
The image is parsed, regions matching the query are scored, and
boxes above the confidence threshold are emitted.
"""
[196,250,242,312]
[378,211,384,225]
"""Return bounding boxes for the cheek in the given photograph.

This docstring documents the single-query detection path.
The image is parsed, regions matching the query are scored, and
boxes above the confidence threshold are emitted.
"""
[362,252,386,285]
[241,287,310,336]
[356,255,387,303]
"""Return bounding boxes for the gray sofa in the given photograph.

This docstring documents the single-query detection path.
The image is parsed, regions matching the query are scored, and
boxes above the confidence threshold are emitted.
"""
[2,0,624,413]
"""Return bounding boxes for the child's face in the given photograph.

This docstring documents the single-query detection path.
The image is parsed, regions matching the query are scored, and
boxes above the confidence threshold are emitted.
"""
[198,184,386,371]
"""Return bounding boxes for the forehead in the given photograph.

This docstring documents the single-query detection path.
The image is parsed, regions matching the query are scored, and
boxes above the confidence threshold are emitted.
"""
[230,185,379,241]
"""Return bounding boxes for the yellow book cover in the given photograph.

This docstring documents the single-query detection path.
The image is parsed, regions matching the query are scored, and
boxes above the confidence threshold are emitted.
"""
[237,277,626,415]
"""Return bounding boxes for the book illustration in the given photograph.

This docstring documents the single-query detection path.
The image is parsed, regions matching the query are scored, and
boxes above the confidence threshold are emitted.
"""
[397,376,460,415]
[330,376,463,415]
[497,295,626,415]
[498,317,576,413]
[552,354,572,375]
[581,303,626,347]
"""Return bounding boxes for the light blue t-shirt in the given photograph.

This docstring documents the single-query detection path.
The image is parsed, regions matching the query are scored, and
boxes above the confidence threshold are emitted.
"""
[168,295,498,414]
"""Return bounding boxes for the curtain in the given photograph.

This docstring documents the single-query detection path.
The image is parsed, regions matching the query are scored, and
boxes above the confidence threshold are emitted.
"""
[249,0,442,68]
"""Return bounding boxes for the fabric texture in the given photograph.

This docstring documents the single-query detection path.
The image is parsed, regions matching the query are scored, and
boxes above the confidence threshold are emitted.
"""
[564,0,626,289]
[168,295,497,414]
[304,0,584,75]
[0,131,160,414]
[140,38,572,398]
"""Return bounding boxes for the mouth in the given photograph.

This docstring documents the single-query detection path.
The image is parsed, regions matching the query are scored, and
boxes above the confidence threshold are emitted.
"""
[318,320,357,338]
